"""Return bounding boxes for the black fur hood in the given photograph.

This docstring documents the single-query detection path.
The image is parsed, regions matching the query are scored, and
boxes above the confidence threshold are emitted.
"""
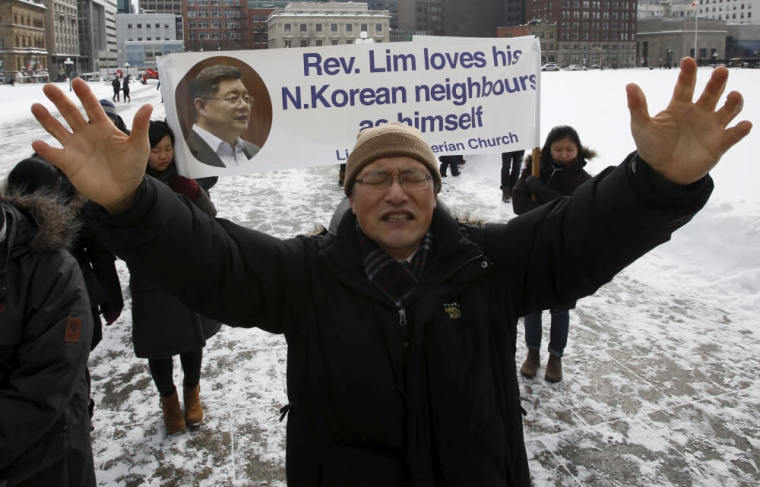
[0,187,81,253]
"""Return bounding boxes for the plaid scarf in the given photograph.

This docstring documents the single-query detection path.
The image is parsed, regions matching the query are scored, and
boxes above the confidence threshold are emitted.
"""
[358,225,433,308]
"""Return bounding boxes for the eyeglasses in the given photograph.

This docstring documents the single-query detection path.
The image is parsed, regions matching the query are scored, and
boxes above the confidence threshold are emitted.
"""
[204,94,254,106]
[354,169,432,191]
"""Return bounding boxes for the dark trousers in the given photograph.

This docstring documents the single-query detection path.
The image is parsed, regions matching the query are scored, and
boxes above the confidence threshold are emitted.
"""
[439,156,461,176]
[524,309,570,357]
[500,150,525,189]
[148,349,203,396]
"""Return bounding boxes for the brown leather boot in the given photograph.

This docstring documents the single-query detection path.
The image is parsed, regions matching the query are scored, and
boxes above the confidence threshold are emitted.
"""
[183,384,203,427]
[520,348,540,378]
[160,388,186,434]
[545,353,563,383]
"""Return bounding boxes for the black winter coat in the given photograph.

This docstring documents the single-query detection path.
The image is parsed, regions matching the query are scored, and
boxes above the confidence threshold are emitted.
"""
[70,219,124,349]
[129,172,220,359]
[0,195,95,487]
[511,155,593,215]
[88,152,712,486]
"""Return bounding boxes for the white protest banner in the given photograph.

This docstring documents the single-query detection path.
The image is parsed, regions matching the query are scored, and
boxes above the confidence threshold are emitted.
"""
[157,36,541,179]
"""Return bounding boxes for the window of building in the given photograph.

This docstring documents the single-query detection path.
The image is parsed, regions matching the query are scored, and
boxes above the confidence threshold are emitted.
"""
[128,23,132,28]
[137,23,142,28]
[300,23,307,32]
[376,23,382,32]
[331,23,338,32]
[346,23,353,32]
[285,39,292,47]
[361,23,368,31]
[331,39,338,45]
[300,39,308,47]
[316,39,322,46]
[316,23,322,32]
[284,23,291,32]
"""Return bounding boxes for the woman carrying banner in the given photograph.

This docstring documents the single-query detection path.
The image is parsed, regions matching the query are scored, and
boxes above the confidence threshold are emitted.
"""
[511,125,595,382]
[131,120,219,434]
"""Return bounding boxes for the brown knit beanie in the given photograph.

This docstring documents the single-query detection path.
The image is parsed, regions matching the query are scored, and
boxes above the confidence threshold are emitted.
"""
[344,122,441,196]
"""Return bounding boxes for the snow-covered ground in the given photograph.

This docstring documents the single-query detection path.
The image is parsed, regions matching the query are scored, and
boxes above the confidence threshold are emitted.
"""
[1,67,758,486]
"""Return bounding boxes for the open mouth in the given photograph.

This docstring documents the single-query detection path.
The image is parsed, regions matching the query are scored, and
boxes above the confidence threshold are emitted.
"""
[382,212,414,222]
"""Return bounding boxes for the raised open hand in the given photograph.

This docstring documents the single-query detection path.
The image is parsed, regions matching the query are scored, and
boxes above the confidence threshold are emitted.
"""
[626,57,752,185]
[31,78,153,213]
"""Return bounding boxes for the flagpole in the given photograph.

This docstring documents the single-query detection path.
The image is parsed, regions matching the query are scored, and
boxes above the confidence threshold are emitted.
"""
[694,2,698,60]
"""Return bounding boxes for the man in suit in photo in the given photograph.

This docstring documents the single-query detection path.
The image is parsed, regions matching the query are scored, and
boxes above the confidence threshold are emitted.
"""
[187,65,260,168]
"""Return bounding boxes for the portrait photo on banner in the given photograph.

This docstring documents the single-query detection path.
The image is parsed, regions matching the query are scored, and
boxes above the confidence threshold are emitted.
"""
[175,56,272,168]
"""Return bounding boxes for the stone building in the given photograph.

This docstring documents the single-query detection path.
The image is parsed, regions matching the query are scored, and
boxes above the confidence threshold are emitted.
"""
[637,15,727,66]
[0,0,48,82]
[697,0,757,24]
[498,19,559,64]
[117,12,183,66]
[267,2,390,49]
[183,0,247,51]
[139,0,182,14]
[44,0,80,80]
[525,0,638,68]
[248,6,276,50]
[78,0,118,72]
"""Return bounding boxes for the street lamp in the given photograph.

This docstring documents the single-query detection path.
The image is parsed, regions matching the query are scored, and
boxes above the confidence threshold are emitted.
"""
[64,57,74,91]
[354,30,374,45]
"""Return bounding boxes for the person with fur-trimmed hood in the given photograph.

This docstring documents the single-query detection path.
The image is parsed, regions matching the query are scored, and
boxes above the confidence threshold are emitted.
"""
[0,181,96,486]
[511,125,594,383]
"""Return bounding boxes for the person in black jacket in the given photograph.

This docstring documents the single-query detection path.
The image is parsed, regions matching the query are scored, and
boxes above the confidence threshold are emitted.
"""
[30,58,752,486]
[0,189,95,487]
[511,125,593,382]
[6,155,124,424]
[122,75,131,103]
[6,155,124,346]
[132,120,220,434]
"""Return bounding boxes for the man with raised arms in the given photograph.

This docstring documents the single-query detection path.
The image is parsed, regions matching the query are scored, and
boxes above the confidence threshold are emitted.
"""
[31,58,750,485]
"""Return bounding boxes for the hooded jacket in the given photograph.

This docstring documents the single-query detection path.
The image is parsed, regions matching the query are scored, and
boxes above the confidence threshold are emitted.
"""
[87,152,712,486]
[511,151,594,215]
[0,191,95,487]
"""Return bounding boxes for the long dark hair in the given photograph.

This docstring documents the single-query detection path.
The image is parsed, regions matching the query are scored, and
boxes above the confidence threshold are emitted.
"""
[146,121,178,179]
[538,125,595,169]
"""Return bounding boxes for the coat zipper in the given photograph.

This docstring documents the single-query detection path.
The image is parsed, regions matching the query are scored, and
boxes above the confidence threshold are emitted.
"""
[398,308,410,369]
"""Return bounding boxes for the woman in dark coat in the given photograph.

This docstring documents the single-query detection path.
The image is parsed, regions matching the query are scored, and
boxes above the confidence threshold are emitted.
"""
[511,125,594,383]
[132,120,219,434]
